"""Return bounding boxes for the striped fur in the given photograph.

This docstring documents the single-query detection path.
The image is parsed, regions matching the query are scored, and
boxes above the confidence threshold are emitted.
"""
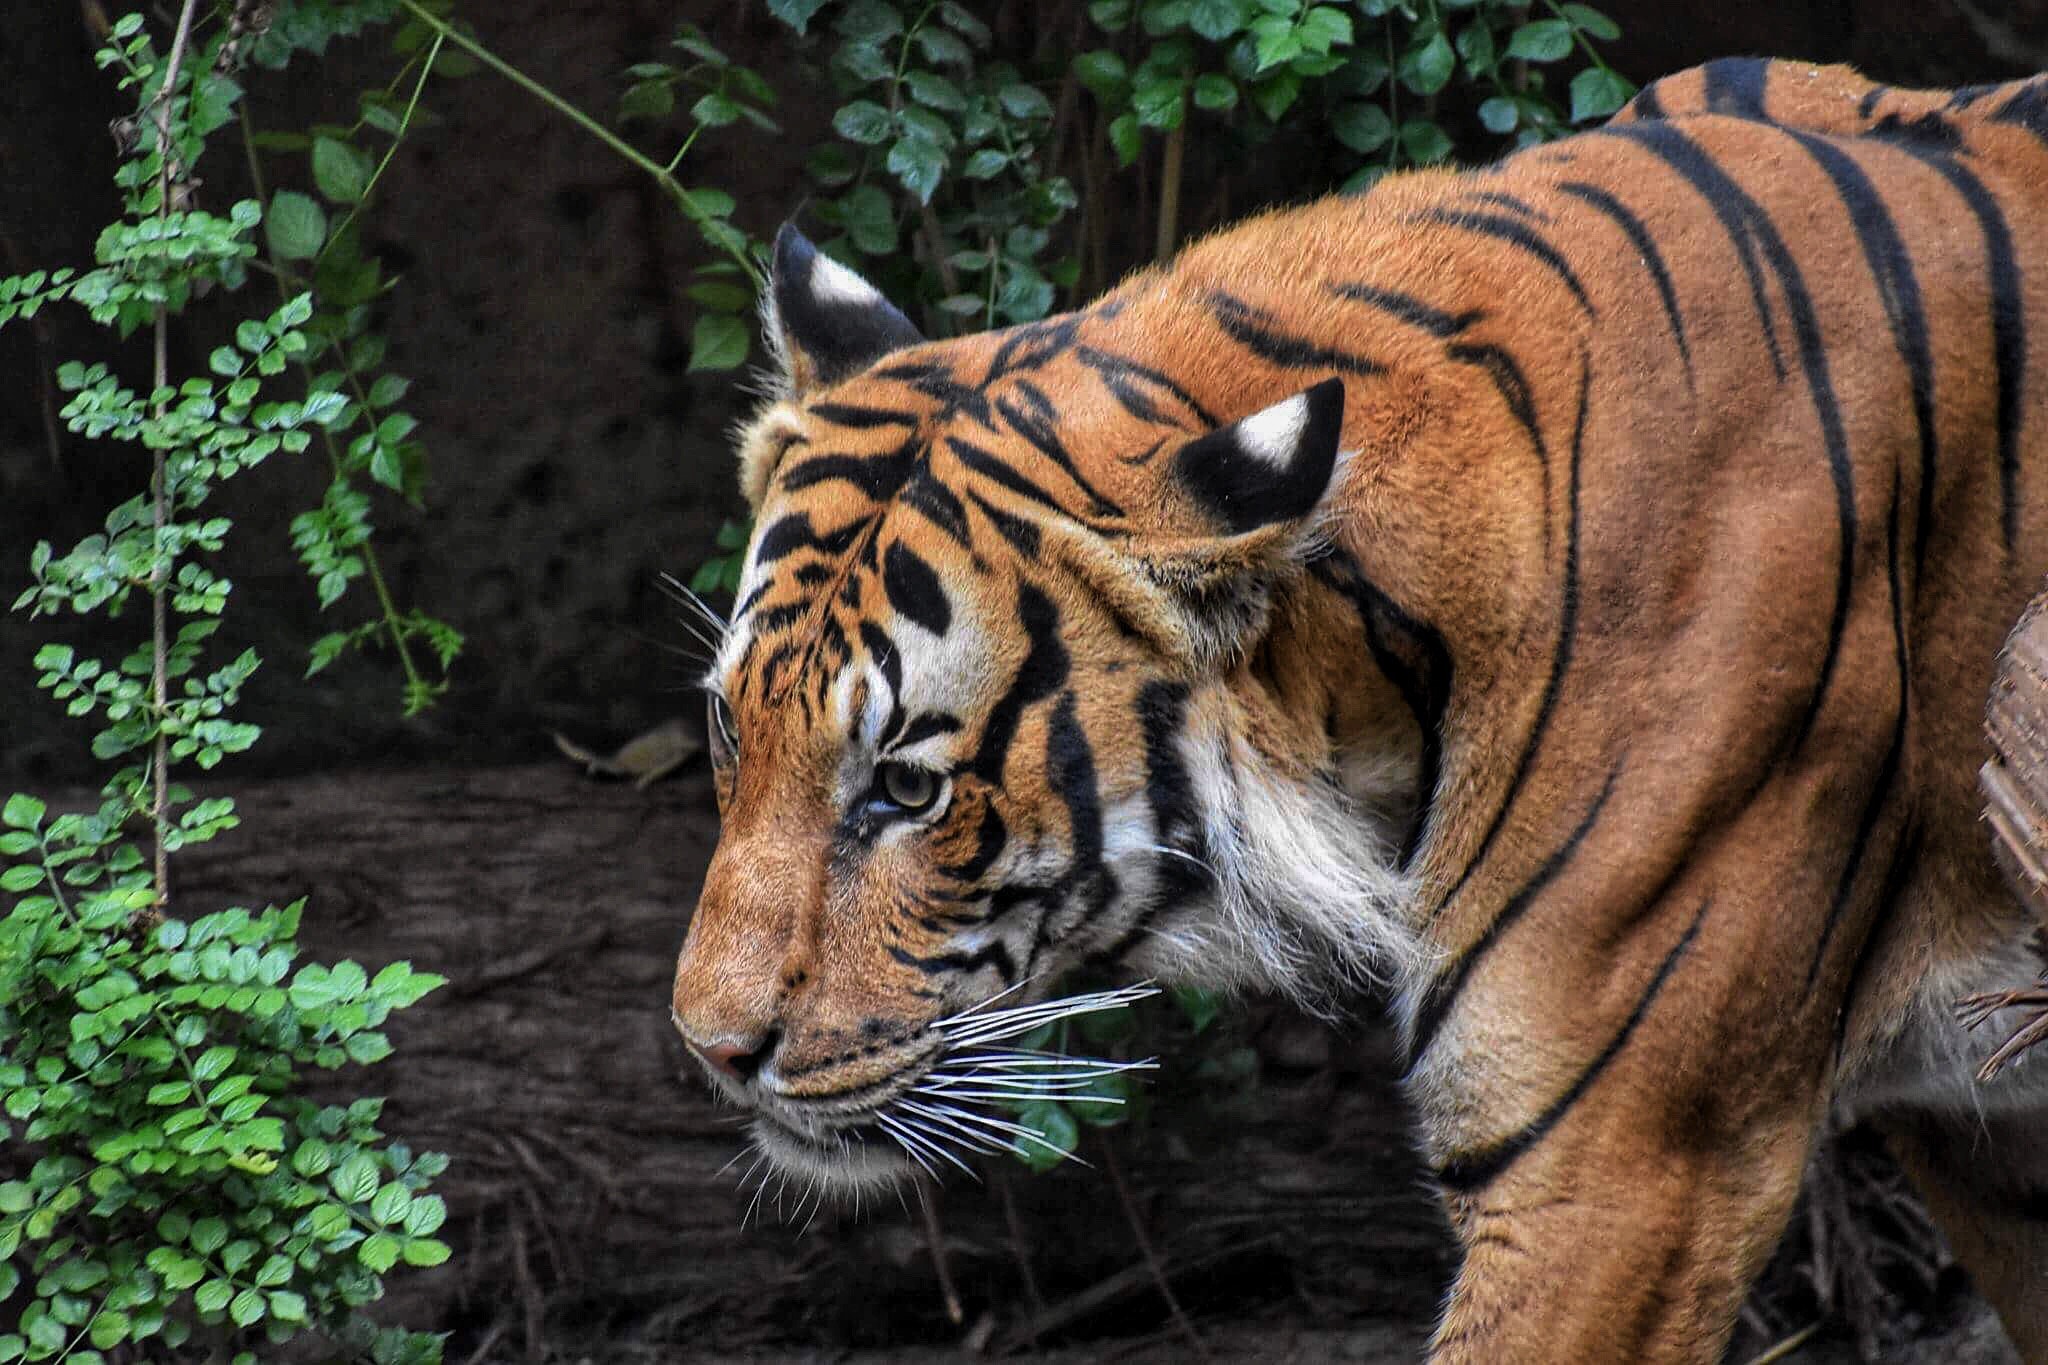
[672,61,2048,1361]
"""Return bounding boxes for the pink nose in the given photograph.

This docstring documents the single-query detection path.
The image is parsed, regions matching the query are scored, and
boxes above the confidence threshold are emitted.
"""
[694,1033,775,1083]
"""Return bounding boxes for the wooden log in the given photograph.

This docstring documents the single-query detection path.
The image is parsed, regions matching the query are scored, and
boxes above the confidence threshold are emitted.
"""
[1972,590,2048,1079]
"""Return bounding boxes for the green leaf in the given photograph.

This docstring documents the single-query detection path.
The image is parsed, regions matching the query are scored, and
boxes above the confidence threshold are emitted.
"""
[1188,0,1249,41]
[1011,1098,1080,1171]
[1504,18,1573,62]
[1331,101,1392,153]
[1132,75,1188,129]
[962,148,1009,178]
[358,1232,401,1273]
[1296,5,1353,53]
[331,1152,380,1203]
[268,1290,308,1323]
[265,190,327,260]
[885,137,946,204]
[1401,31,1455,95]
[767,0,827,31]
[190,1216,228,1254]
[0,865,42,892]
[0,1182,31,1213]
[1107,112,1142,166]
[1193,73,1238,110]
[2,794,45,830]
[998,83,1054,121]
[229,1287,265,1327]
[691,92,740,127]
[686,313,749,373]
[1399,117,1454,164]
[1072,49,1128,100]
[1569,65,1634,122]
[905,71,967,113]
[1478,96,1519,134]
[370,1181,413,1225]
[311,137,372,204]
[1562,3,1622,41]
[831,100,893,145]
[400,1236,450,1267]
[192,1044,235,1081]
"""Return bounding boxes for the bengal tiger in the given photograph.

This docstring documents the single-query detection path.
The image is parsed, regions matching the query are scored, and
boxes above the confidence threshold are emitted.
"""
[669,57,2048,1361]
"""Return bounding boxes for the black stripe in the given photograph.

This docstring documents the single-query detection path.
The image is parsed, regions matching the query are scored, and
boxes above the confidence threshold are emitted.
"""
[1409,761,1622,1067]
[888,939,1018,983]
[993,394,1125,518]
[1598,124,1784,378]
[984,315,1084,383]
[1554,181,1694,386]
[1464,189,1549,223]
[882,541,952,636]
[965,488,1041,557]
[1990,81,2048,152]
[1869,121,2025,551]
[1074,346,1219,427]
[1435,894,1710,1193]
[1434,360,1591,914]
[971,582,1069,781]
[1207,290,1386,375]
[1327,282,1484,338]
[1308,552,1452,868]
[779,441,920,501]
[1807,467,1910,989]
[939,802,1007,882]
[899,471,974,551]
[1046,691,1104,869]
[1700,57,1770,120]
[806,402,918,429]
[1412,210,1594,315]
[1598,121,1857,759]
[1627,81,1666,121]
[894,712,961,749]
[1445,341,1547,489]
[1786,130,1937,577]
[952,436,1091,523]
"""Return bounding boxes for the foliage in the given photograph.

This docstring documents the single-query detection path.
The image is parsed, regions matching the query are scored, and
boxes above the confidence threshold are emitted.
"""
[2,4,456,1359]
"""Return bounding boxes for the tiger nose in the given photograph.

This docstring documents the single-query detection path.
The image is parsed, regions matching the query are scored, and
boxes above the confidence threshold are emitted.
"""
[688,1028,780,1083]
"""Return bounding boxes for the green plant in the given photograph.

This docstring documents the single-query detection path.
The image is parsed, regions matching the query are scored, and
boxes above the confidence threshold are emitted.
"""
[2,4,453,1359]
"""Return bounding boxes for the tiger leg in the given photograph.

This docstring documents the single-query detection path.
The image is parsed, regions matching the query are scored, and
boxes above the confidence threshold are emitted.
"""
[1426,1063,1823,1363]
[1880,1108,2048,1357]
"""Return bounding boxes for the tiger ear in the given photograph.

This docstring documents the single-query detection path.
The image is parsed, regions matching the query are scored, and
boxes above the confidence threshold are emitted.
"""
[765,224,924,395]
[1109,379,1349,667]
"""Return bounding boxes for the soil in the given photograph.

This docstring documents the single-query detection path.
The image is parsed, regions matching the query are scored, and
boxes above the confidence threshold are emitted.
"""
[170,761,2019,1365]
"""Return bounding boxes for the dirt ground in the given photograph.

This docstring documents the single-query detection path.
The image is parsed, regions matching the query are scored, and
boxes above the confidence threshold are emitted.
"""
[159,760,2022,1365]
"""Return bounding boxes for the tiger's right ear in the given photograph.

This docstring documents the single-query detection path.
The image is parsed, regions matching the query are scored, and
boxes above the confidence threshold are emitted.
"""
[765,224,924,395]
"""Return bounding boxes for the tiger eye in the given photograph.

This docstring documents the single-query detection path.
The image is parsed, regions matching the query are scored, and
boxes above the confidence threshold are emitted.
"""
[879,762,937,812]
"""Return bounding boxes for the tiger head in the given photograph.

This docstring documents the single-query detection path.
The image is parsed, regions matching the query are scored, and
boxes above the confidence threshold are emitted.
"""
[671,227,1423,1189]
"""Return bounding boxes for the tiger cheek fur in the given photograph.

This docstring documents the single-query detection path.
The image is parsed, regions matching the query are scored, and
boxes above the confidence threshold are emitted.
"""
[671,62,2048,1363]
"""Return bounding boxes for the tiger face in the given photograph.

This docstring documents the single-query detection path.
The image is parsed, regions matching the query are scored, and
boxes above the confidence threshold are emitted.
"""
[670,228,1422,1189]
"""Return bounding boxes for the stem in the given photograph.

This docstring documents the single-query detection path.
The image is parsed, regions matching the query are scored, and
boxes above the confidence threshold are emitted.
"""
[315,32,444,267]
[237,104,434,710]
[392,0,762,289]
[147,0,203,910]
[1154,118,1184,262]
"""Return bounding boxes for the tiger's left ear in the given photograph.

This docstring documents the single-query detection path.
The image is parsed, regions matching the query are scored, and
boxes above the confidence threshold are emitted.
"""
[1075,378,1348,668]
[765,224,924,395]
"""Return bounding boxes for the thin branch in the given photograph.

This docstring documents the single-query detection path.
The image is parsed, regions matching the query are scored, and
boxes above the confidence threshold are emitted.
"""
[391,0,763,290]
[1099,1133,1207,1359]
[147,0,204,910]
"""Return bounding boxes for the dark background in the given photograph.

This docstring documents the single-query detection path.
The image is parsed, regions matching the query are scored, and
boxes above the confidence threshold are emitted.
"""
[2,4,2045,1362]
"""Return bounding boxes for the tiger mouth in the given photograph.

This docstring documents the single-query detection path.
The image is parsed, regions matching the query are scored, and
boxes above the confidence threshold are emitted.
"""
[730,984,1163,1198]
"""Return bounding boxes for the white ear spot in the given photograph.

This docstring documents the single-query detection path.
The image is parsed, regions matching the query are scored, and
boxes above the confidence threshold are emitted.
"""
[1234,393,1310,468]
[810,253,887,309]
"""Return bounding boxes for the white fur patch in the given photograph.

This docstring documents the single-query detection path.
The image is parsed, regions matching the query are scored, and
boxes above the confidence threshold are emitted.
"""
[1123,687,1429,1007]
[1233,393,1310,469]
[810,252,888,309]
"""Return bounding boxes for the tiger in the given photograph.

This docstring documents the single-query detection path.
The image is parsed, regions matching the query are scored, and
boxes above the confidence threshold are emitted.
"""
[669,57,2048,1362]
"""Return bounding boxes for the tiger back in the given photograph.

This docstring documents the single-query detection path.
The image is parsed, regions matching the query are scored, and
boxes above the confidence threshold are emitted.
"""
[671,58,2048,1362]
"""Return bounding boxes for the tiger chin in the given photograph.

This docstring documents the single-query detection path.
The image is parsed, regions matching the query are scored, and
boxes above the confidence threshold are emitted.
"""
[672,59,2048,1364]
